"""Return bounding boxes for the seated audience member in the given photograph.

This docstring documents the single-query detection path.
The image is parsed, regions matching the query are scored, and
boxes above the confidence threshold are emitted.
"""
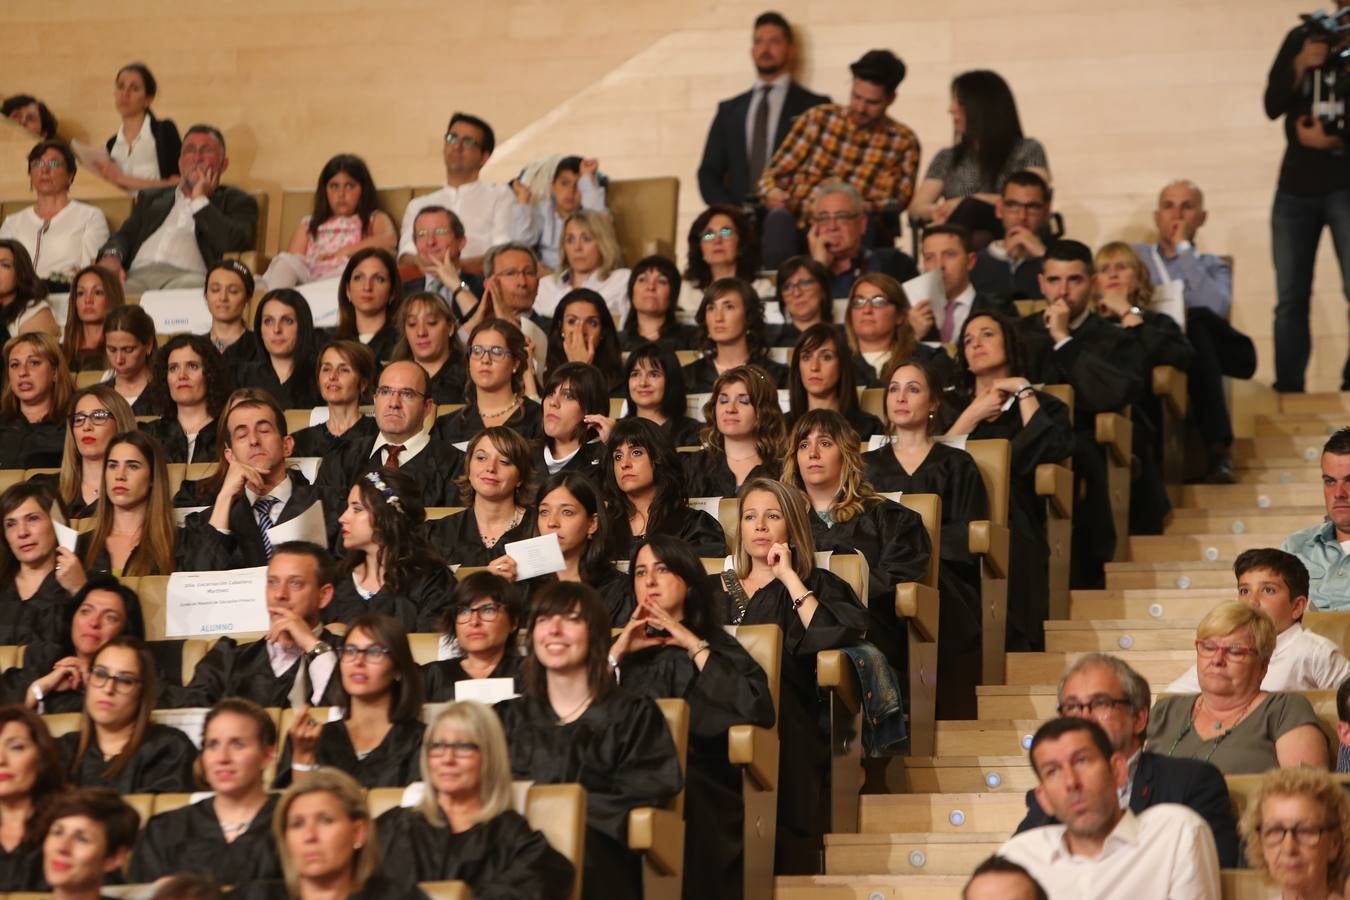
[684,278,789,392]
[38,788,141,900]
[544,289,626,395]
[400,206,483,323]
[1338,677,1350,773]
[963,857,1048,900]
[1167,549,1350,693]
[277,614,424,789]
[233,767,424,900]
[603,417,727,558]
[514,154,608,272]
[390,291,466,404]
[57,635,196,793]
[100,305,157,414]
[1015,653,1240,866]
[143,334,233,464]
[95,62,181,191]
[948,313,1075,650]
[164,541,343,709]
[970,170,1053,301]
[236,289,323,409]
[480,242,548,365]
[129,698,284,886]
[534,362,610,480]
[6,576,145,713]
[0,141,109,289]
[771,255,835,347]
[622,342,704,447]
[432,317,541,443]
[1283,428,1350,610]
[96,124,258,293]
[533,210,630,323]
[0,332,72,468]
[334,247,402,365]
[1239,766,1350,900]
[51,385,137,518]
[204,260,258,369]
[0,483,71,644]
[0,707,67,891]
[377,700,573,897]
[262,154,396,290]
[314,360,466,507]
[911,224,1015,342]
[788,322,883,437]
[496,580,682,900]
[783,409,930,670]
[911,70,1051,239]
[2,95,56,139]
[1147,601,1328,773]
[288,341,376,459]
[799,181,919,298]
[421,572,525,701]
[620,255,697,351]
[715,476,870,869]
[0,239,59,339]
[62,264,124,372]
[151,873,224,899]
[399,112,513,275]
[842,273,914,385]
[425,426,537,567]
[682,365,786,497]
[612,535,776,899]
[1000,718,1220,900]
[678,204,769,314]
[758,51,919,269]
[326,468,453,632]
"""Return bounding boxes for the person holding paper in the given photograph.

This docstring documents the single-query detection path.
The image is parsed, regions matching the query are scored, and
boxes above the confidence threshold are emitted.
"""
[376,700,574,897]
[205,260,261,375]
[910,225,1016,344]
[0,140,110,292]
[0,706,70,891]
[142,334,233,465]
[61,265,125,374]
[681,278,789,393]
[0,483,73,645]
[56,635,197,793]
[288,342,377,460]
[543,290,626,396]
[601,417,726,559]
[99,305,158,416]
[388,292,467,405]
[332,248,402,367]
[619,255,697,352]
[128,698,284,886]
[844,271,952,385]
[431,318,542,444]
[534,362,610,481]
[620,343,704,449]
[611,535,775,900]
[421,572,525,702]
[425,427,537,569]
[38,788,143,900]
[681,365,785,498]
[46,385,136,519]
[495,581,682,900]
[325,468,454,632]
[234,290,323,411]
[0,332,73,469]
[787,323,884,439]
[769,256,834,348]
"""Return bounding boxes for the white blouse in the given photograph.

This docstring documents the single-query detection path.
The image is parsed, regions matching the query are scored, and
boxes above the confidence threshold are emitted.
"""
[110,120,162,182]
[0,202,110,281]
[533,268,632,323]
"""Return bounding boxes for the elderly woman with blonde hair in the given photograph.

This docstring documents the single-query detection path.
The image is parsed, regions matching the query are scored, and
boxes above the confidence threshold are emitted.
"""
[1146,600,1328,774]
[1239,766,1350,900]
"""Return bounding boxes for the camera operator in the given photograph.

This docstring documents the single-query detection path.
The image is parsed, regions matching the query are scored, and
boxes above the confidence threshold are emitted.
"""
[1266,2,1349,393]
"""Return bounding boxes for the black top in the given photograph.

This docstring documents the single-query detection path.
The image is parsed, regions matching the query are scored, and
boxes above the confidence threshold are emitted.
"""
[57,723,197,793]
[863,441,988,568]
[140,415,219,465]
[532,439,606,485]
[26,472,98,520]
[617,322,698,353]
[788,404,884,439]
[178,471,340,570]
[656,414,705,448]
[422,653,525,703]
[1015,312,1147,422]
[615,504,727,560]
[0,836,43,892]
[220,331,262,383]
[422,358,469,405]
[0,570,69,646]
[970,251,1045,302]
[681,353,790,393]
[520,566,636,627]
[425,507,537,569]
[74,525,190,578]
[129,794,283,885]
[233,357,323,410]
[1265,25,1350,195]
[0,417,63,468]
[681,448,780,498]
[327,323,400,369]
[432,398,543,445]
[231,873,430,900]
[322,564,455,632]
[315,433,466,508]
[274,717,424,789]
[160,627,347,709]
[105,112,181,179]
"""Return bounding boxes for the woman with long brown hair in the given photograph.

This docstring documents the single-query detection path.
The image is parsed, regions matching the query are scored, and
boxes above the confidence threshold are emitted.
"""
[0,706,67,890]
[51,384,136,518]
[100,304,157,415]
[334,248,402,365]
[61,265,125,372]
[682,278,788,392]
[0,331,74,468]
[680,364,786,497]
[786,322,883,438]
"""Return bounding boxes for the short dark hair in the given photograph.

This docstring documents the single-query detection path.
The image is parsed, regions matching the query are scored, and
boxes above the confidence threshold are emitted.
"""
[1324,427,1350,457]
[963,856,1048,900]
[542,362,609,446]
[204,697,278,749]
[522,581,615,702]
[2,95,57,139]
[1028,717,1114,778]
[921,223,974,254]
[412,204,465,240]
[754,11,793,42]
[1234,548,1311,606]
[849,49,906,93]
[1338,675,1350,724]
[333,614,424,724]
[70,575,146,643]
[553,156,583,181]
[1044,239,1094,273]
[183,123,226,155]
[37,787,141,856]
[1004,169,1053,205]
[271,540,336,587]
[621,342,689,422]
[117,62,159,98]
[447,113,495,156]
[26,139,76,178]
[442,571,522,638]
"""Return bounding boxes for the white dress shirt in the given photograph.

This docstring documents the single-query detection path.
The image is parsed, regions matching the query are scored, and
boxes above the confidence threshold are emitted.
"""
[130,189,209,274]
[371,428,431,467]
[398,180,515,261]
[943,282,977,339]
[998,805,1220,900]
[1165,622,1350,693]
[533,268,632,323]
[215,475,294,537]
[0,202,109,280]
[110,121,161,182]
[266,627,337,706]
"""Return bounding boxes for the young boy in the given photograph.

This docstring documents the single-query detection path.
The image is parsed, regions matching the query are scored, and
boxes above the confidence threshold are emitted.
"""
[512,155,608,270]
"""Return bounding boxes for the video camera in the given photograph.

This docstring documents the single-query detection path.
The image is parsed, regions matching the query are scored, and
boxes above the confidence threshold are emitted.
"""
[1300,6,1349,136]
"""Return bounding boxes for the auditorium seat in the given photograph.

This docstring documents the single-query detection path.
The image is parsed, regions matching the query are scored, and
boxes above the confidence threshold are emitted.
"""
[726,623,783,900]
[222,191,270,273]
[629,696,688,900]
[964,440,1011,686]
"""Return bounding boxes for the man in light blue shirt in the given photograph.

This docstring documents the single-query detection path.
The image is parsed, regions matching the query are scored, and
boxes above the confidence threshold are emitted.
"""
[1131,180,1232,319]
[1282,428,1350,610]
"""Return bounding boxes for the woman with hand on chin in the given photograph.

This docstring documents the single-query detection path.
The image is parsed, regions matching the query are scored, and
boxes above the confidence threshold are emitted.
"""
[0,483,73,645]
[682,365,786,498]
[143,334,233,465]
[289,341,376,459]
[621,342,703,448]
[432,318,542,444]
[682,278,788,392]
[536,362,611,480]
[0,707,67,891]
[426,426,537,568]
[49,385,136,519]
[422,572,524,702]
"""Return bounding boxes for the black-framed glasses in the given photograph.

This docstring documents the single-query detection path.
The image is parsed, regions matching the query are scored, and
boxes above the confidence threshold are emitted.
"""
[427,740,480,758]
[469,345,510,360]
[781,277,818,295]
[1002,200,1046,214]
[87,666,142,692]
[455,602,504,623]
[701,226,735,242]
[444,133,483,149]
[70,410,115,428]
[1259,823,1334,846]
[850,295,891,309]
[339,644,391,663]
[1057,696,1131,716]
[374,385,426,402]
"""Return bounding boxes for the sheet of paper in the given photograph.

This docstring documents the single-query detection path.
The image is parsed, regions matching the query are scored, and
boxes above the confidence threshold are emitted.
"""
[400,781,427,808]
[777,389,791,414]
[172,506,208,527]
[452,441,469,452]
[165,566,269,638]
[267,500,328,546]
[46,292,70,329]
[879,490,903,503]
[936,433,969,451]
[288,457,321,483]
[504,532,566,580]
[151,708,211,748]
[903,269,946,333]
[139,289,214,335]
[762,302,785,325]
[866,434,894,452]
[455,677,518,704]
[297,277,341,330]
[53,521,79,553]
[308,406,331,428]
[686,392,711,422]
[688,497,722,520]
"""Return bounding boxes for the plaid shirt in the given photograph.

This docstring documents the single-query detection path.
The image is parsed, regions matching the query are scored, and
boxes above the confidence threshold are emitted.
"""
[759,103,920,224]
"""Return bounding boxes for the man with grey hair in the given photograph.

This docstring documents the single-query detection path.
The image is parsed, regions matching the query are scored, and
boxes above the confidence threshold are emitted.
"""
[1013,652,1239,867]
[805,180,917,298]
[476,241,548,373]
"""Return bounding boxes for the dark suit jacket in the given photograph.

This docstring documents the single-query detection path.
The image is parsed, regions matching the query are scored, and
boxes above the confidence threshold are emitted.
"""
[99,184,258,269]
[698,81,831,206]
[314,432,466,507]
[179,470,340,569]
[1015,750,1240,867]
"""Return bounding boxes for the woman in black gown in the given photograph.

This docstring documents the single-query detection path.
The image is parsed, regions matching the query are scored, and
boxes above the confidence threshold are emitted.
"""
[431,318,542,444]
[495,581,682,900]
[0,332,72,469]
[237,290,323,410]
[141,334,233,464]
[422,571,524,702]
[49,385,136,519]
[333,248,402,367]
[769,256,835,348]
[388,291,467,404]
[425,426,537,568]
[0,706,67,891]
[621,342,703,448]
[618,254,697,352]
[377,700,574,898]
[680,364,786,498]
[611,535,774,900]
[786,323,884,438]
[206,260,259,380]
[543,289,626,395]
[38,787,141,900]
[681,278,789,391]
[288,341,376,459]
[535,362,609,481]
[0,482,72,645]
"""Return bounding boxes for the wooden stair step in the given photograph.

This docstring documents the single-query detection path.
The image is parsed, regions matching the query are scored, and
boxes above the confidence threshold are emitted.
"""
[824,833,1005,876]
[1164,511,1315,535]
[1127,534,1286,563]
[1180,483,1321,508]
[1104,562,1231,591]
[1044,619,1200,653]
[891,756,1036,793]
[775,874,964,899]
[1006,649,1193,685]
[858,792,1027,835]
[1070,588,1230,620]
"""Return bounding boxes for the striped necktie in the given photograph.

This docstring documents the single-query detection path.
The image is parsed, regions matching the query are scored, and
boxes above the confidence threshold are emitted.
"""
[254,495,278,559]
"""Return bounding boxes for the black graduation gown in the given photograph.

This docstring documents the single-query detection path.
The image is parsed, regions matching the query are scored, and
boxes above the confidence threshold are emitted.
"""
[315,434,466,509]
[532,440,605,485]
[322,564,456,632]
[178,471,341,570]
[425,507,537,569]
[220,332,262,384]
[73,526,191,579]
[361,323,401,368]
[274,717,424,789]
[618,633,775,900]
[140,415,219,464]
[159,627,347,709]
[0,570,69,645]
[231,873,429,900]
[681,353,790,392]
[128,794,282,885]
[0,639,82,712]
[0,839,43,891]
[658,415,705,448]
[234,357,323,410]
[423,358,469,405]
[377,806,574,900]
[25,472,98,520]
[289,414,378,459]
[787,405,884,440]
[56,723,197,793]
[0,417,63,468]
[519,566,636,626]
[617,505,727,560]
[422,653,524,703]
[849,341,957,389]
[681,449,780,498]
[618,323,698,353]
[431,398,544,445]
[495,688,683,900]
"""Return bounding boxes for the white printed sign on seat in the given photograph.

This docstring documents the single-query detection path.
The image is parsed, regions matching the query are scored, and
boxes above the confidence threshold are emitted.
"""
[139,289,214,335]
[165,566,269,638]
[297,277,342,330]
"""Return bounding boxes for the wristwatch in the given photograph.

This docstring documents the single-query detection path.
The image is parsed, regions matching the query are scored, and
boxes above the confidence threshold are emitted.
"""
[1127,306,1145,318]
[305,640,333,661]
[1174,240,1193,255]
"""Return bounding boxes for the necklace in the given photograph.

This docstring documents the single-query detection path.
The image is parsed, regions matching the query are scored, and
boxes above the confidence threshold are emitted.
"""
[725,450,759,463]
[479,507,524,547]
[554,693,592,724]
[480,396,522,419]
[1197,694,1259,733]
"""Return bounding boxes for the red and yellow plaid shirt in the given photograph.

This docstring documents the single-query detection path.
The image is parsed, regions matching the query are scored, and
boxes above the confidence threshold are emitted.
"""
[759,103,921,225]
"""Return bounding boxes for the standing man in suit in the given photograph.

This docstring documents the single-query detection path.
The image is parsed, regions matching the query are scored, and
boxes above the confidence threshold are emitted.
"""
[1014,653,1240,868]
[96,124,257,293]
[697,12,830,209]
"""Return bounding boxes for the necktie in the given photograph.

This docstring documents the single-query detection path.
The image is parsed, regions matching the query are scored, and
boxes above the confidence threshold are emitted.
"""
[748,84,771,193]
[287,652,311,712]
[385,444,405,469]
[253,496,278,560]
[941,301,961,344]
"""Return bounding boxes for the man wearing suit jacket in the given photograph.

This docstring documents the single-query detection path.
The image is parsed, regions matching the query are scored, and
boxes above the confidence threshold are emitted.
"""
[911,224,1015,342]
[400,206,483,317]
[1014,653,1240,867]
[97,124,257,294]
[697,12,830,208]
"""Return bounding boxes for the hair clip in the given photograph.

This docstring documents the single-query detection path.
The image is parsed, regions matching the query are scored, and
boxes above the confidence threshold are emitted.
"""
[364,471,403,511]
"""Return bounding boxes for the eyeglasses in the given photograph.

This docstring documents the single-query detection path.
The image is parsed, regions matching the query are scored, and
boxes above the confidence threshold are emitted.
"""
[1195,640,1259,661]
[701,226,735,242]
[414,227,452,239]
[1259,824,1334,846]
[444,133,483,149]
[87,666,142,692]
[455,602,504,623]
[782,277,819,295]
[339,644,391,663]
[469,345,510,360]
[374,385,426,403]
[495,267,537,280]
[28,158,65,171]
[811,212,861,225]
[70,409,115,428]
[1057,696,1132,717]
[427,740,480,758]
[851,295,891,309]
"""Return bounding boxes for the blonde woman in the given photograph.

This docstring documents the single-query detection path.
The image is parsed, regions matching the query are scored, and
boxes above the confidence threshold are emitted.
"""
[0,331,74,468]
[1239,767,1350,900]
[533,209,630,323]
